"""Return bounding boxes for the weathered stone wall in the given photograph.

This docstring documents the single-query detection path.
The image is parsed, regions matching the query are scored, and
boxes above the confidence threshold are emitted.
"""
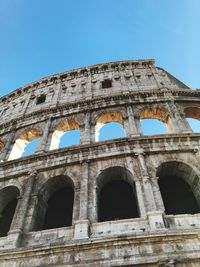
[0,60,199,266]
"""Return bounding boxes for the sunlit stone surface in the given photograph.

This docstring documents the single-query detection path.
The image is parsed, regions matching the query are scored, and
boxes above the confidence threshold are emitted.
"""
[0,59,200,266]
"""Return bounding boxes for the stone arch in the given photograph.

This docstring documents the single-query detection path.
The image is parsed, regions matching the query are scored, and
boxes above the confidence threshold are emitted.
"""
[32,175,74,231]
[0,186,20,237]
[96,166,139,222]
[184,106,200,121]
[95,111,125,141]
[8,127,42,160]
[0,179,23,196]
[50,118,80,150]
[156,160,200,215]
[139,107,174,134]
[184,106,200,132]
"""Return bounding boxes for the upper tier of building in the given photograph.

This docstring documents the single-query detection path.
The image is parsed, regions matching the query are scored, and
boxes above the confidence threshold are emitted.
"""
[0,59,190,124]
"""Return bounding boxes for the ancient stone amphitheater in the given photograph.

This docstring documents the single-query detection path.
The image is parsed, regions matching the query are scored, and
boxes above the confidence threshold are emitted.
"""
[0,59,200,267]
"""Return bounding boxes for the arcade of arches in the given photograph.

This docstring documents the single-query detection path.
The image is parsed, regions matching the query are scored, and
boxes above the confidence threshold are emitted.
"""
[0,162,200,236]
[2,107,200,161]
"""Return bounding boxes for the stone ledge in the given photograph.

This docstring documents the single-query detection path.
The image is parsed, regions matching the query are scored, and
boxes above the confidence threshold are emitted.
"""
[0,133,200,179]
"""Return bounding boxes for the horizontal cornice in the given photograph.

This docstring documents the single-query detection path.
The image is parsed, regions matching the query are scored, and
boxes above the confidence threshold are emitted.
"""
[1,88,200,131]
[0,133,200,180]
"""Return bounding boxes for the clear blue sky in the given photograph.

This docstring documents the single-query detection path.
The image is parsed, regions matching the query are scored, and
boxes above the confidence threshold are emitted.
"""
[0,0,200,97]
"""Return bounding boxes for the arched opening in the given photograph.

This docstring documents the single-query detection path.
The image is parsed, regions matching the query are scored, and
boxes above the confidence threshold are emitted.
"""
[0,186,19,237]
[99,122,125,141]
[33,175,74,231]
[8,128,42,160]
[95,112,125,141]
[97,167,139,222]
[140,119,167,135]
[59,130,80,148]
[140,107,173,135]
[36,94,46,105]
[50,119,80,150]
[22,138,41,157]
[186,118,200,133]
[157,161,200,215]
[184,106,200,133]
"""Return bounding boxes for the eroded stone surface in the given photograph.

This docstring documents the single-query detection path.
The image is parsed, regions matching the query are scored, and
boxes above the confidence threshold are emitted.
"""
[0,60,199,266]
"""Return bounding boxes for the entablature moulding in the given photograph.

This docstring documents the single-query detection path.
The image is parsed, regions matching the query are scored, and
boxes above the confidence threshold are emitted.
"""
[0,230,199,266]
[0,133,199,180]
[0,59,159,101]
[0,89,200,132]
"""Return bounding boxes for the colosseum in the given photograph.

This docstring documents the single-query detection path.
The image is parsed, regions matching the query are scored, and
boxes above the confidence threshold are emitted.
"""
[0,59,200,266]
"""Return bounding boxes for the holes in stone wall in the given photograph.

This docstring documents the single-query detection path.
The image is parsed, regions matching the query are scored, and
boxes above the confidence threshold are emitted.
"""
[0,186,19,237]
[157,161,200,215]
[159,175,199,215]
[97,167,139,222]
[59,130,80,148]
[8,128,42,161]
[140,107,172,135]
[140,119,167,135]
[99,122,125,141]
[50,119,80,150]
[42,186,74,230]
[186,118,200,132]
[32,175,74,231]
[36,94,46,105]
[22,138,41,157]
[95,112,125,141]
[102,79,112,88]
[184,107,200,132]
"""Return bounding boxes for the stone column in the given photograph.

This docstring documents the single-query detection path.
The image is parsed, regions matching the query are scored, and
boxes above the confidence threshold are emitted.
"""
[125,156,146,217]
[90,121,96,143]
[166,102,192,133]
[126,106,141,137]
[35,118,52,154]
[179,112,193,133]
[152,176,165,212]
[74,160,90,240]
[136,150,165,230]
[7,170,37,248]
[80,112,91,145]
[54,79,62,107]
[0,131,16,161]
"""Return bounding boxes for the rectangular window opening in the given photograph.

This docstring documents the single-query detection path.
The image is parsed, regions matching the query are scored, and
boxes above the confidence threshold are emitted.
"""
[102,79,112,88]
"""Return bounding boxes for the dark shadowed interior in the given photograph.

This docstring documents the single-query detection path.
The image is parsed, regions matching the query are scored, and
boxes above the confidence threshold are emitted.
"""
[98,180,139,222]
[158,175,200,215]
[42,186,74,230]
[0,198,18,237]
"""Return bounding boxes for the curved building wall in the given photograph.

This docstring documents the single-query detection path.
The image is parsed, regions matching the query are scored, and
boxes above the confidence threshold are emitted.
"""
[0,59,200,267]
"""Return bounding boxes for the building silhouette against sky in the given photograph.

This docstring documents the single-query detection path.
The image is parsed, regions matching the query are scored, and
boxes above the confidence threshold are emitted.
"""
[0,59,200,266]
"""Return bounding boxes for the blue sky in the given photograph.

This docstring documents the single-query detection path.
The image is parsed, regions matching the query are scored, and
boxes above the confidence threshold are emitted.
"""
[1,0,200,156]
[0,0,200,97]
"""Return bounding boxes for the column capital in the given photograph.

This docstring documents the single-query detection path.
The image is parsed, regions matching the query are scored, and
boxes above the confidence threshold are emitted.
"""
[134,148,145,156]
[80,159,90,164]
[27,169,38,177]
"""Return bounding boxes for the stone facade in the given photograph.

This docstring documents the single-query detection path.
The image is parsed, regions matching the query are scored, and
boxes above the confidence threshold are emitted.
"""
[0,59,200,266]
